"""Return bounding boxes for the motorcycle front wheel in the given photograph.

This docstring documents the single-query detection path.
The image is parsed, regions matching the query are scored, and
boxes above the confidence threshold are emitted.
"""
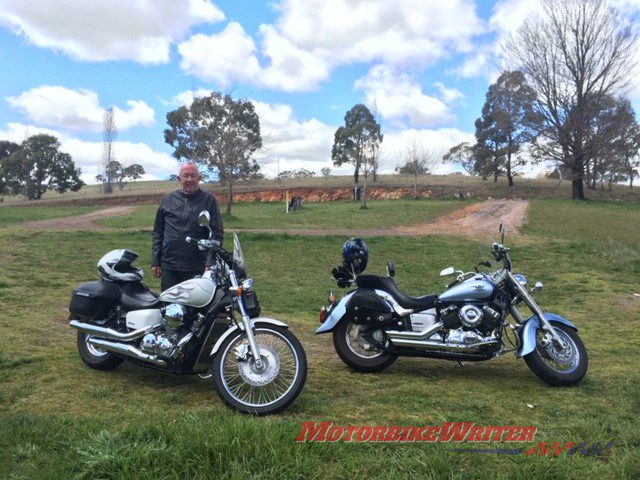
[333,321,397,372]
[212,326,307,415]
[524,322,588,386]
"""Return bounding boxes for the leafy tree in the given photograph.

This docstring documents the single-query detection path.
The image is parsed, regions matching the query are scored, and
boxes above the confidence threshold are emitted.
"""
[321,167,331,179]
[164,92,262,214]
[2,134,83,199]
[332,104,383,186]
[102,161,146,190]
[505,0,637,199]
[0,140,20,194]
[474,71,541,186]
[442,142,476,175]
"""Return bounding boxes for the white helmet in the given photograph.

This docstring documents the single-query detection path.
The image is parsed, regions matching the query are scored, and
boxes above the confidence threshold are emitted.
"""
[97,249,143,282]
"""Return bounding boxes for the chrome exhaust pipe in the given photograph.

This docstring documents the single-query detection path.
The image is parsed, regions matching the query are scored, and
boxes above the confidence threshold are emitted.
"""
[87,337,167,367]
[70,320,158,341]
[386,322,444,341]
[390,337,499,350]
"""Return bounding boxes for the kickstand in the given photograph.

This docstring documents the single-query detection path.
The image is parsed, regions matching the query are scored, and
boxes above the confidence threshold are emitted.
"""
[198,373,213,380]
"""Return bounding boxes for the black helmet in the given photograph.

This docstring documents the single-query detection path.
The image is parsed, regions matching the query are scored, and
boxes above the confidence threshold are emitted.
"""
[342,238,368,275]
[97,249,143,282]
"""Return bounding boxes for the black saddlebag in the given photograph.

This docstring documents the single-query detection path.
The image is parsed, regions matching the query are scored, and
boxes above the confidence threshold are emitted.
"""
[345,288,396,326]
[69,280,121,320]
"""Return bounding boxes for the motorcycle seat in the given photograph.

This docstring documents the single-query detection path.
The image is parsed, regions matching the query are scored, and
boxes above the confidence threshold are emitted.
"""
[356,275,437,311]
[119,282,161,311]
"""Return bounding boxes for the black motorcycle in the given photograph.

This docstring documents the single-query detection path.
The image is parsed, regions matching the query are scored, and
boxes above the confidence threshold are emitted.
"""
[317,223,588,386]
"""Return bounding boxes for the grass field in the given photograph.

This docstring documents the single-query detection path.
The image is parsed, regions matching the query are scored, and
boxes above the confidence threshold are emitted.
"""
[95,199,467,231]
[0,199,639,479]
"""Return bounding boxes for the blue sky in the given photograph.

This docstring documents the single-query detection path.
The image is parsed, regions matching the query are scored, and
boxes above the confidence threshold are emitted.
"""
[1,0,638,183]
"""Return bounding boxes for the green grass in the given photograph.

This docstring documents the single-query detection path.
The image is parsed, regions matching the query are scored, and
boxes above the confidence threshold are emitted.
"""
[0,205,100,227]
[1,199,639,479]
[523,199,640,245]
[96,199,467,231]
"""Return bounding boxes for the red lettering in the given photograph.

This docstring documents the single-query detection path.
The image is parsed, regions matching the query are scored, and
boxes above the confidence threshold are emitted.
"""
[422,426,440,442]
[519,426,537,442]
[439,422,474,442]
[295,422,331,442]
[504,426,522,442]
[326,426,343,442]
[383,426,402,442]
[342,426,359,442]
[355,426,373,442]
[466,426,485,442]
[371,426,388,442]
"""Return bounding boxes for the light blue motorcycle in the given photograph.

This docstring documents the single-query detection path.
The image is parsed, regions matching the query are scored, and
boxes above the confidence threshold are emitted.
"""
[317,222,588,386]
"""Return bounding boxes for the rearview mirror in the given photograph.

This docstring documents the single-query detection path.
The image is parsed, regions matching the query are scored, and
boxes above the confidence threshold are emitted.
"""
[439,267,455,276]
[198,210,210,227]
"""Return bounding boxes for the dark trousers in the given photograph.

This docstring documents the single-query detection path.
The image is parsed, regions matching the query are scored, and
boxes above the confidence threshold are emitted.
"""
[161,269,203,292]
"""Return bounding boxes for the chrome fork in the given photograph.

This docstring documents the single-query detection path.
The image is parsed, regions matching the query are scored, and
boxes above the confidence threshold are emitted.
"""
[507,271,564,347]
[228,270,264,370]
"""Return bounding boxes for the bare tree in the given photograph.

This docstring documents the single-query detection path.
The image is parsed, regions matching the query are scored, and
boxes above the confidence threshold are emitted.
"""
[505,0,638,199]
[396,137,435,198]
[102,107,117,194]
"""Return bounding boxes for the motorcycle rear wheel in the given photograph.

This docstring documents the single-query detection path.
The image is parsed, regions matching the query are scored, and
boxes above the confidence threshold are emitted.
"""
[524,322,588,386]
[333,321,397,372]
[212,326,307,415]
[76,332,124,371]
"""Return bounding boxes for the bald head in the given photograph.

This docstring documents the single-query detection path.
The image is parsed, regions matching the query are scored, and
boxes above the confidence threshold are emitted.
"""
[178,163,201,195]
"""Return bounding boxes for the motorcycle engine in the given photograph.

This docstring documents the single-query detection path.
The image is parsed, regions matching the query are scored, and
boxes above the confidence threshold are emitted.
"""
[440,304,501,332]
[141,331,177,358]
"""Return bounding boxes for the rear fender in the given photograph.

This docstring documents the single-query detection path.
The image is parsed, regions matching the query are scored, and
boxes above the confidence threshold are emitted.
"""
[516,312,577,358]
[316,291,355,334]
[210,317,288,356]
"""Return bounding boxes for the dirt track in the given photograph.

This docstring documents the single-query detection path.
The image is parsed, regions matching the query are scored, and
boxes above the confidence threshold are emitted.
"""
[21,206,136,231]
[17,200,529,238]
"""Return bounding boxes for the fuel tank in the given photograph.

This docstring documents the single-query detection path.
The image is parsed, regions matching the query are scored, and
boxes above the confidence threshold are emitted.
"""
[438,275,495,302]
[159,277,216,308]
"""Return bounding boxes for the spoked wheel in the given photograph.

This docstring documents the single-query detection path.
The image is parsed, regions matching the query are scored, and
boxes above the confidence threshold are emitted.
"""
[76,332,124,371]
[524,322,588,386]
[212,326,307,415]
[332,321,397,372]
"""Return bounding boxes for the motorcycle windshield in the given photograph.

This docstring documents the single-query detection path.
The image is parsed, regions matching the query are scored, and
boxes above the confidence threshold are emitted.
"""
[233,233,246,273]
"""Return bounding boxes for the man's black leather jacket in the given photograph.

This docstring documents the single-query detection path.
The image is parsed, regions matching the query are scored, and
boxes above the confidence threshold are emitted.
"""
[152,188,223,271]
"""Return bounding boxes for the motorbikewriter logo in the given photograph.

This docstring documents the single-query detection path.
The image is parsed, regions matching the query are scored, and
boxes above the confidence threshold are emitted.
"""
[295,422,536,443]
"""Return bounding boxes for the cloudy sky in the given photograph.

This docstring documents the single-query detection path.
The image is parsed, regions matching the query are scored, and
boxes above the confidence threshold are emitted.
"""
[1,0,639,184]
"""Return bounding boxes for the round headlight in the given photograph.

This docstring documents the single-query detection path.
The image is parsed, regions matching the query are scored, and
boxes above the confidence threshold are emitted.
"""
[163,303,185,330]
[513,274,527,286]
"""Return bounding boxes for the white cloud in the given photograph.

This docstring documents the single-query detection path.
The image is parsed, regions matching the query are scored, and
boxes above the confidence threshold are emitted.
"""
[178,22,329,92]
[354,65,454,127]
[178,0,484,91]
[0,122,177,184]
[6,86,155,132]
[0,0,224,63]
[252,100,336,176]
[433,82,465,104]
[273,0,484,67]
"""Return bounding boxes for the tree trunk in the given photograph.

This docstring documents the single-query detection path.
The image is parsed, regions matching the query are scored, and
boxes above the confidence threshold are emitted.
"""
[362,173,368,209]
[493,171,498,183]
[354,167,359,186]
[506,152,513,187]
[226,181,233,215]
[413,172,418,199]
[571,158,585,200]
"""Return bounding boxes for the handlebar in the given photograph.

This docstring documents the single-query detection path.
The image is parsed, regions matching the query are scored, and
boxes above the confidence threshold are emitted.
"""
[491,243,512,270]
[185,236,221,252]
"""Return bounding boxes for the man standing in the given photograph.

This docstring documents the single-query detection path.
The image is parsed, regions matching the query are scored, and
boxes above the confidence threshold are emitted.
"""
[152,163,223,291]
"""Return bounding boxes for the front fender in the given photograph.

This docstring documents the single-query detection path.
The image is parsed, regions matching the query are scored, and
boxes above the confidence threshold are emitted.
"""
[316,291,355,334]
[516,312,577,358]
[210,317,288,356]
